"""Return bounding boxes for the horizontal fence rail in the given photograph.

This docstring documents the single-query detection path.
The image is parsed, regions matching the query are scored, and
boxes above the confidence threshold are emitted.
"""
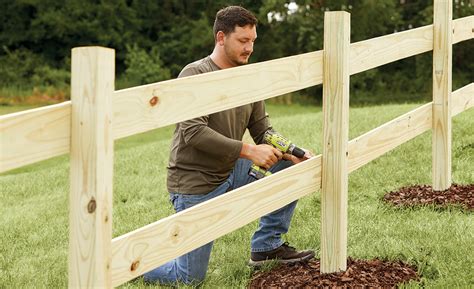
[453,15,474,44]
[111,156,322,286]
[451,83,474,116]
[112,50,323,139]
[1,16,472,173]
[350,24,432,75]
[348,103,432,172]
[0,102,71,172]
[348,83,473,173]
[110,83,473,287]
[351,15,473,75]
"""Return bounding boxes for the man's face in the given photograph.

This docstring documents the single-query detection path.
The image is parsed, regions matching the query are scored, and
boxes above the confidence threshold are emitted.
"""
[222,25,257,66]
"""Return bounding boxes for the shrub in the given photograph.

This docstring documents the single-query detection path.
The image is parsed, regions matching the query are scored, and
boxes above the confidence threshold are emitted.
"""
[0,48,42,86]
[123,44,171,86]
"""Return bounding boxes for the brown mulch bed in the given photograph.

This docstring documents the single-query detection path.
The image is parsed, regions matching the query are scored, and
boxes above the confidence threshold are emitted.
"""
[383,183,474,210]
[249,258,419,288]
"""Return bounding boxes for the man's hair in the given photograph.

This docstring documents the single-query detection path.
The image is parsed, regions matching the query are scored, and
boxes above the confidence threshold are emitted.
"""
[213,6,258,38]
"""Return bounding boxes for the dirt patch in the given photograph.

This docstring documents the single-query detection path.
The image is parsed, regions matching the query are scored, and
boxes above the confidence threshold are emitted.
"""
[383,184,474,210]
[249,258,419,288]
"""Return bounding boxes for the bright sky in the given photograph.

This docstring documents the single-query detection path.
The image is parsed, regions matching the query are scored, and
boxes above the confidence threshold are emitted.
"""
[267,1,299,22]
[288,2,298,14]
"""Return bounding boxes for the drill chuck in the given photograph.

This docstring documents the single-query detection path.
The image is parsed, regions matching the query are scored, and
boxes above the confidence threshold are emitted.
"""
[288,144,305,158]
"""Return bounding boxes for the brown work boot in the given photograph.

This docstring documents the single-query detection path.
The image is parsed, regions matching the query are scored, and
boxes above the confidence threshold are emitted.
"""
[249,242,315,267]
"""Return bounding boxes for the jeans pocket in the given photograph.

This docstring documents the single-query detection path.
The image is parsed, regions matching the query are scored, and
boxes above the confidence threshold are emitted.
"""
[169,192,186,212]
[180,193,209,210]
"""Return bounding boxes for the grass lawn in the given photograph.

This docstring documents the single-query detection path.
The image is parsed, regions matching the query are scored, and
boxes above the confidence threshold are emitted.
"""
[1,102,473,288]
[0,105,42,115]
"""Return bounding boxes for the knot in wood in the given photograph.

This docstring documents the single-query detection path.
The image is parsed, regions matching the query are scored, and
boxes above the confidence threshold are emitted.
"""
[149,96,159,107]
[87,198,96,213]
[130,260,140,271]
[172,228,179,238]
[170,226,181,244]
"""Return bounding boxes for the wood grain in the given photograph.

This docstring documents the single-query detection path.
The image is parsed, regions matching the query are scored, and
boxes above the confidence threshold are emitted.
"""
[349,16,472,76]
[451,83,474,117]
[348,83,473,174]
[0,101,71,172]
[111,51,323,139]
[453,15,474,44]
[350,24,432,75]
[348,103,432,173]
[69,47,114,288]
[321,11,350,273]
[110,156,322,287]
[432,0,453,190]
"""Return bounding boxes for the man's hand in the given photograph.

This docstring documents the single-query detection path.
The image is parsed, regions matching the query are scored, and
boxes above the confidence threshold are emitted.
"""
[283,149,314,164]
[240,143,282,169]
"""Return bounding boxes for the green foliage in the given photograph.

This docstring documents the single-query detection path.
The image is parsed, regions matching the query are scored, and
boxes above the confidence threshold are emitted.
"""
[123,44,171,86]
[0,48,43,86]
[0,1,473,103]
[0,46,69,98]
[31,66,70,88]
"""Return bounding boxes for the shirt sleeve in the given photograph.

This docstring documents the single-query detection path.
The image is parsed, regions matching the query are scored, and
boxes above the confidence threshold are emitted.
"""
[248,101,272,144]
[178,66,200,78]
[179,116,242,162]
[176,63,242,162]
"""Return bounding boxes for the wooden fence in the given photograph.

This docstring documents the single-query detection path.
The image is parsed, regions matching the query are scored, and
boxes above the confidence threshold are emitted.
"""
[0,1,473,288]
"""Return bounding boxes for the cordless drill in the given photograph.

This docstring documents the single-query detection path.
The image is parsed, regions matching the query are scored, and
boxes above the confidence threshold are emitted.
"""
[248,130,305,179]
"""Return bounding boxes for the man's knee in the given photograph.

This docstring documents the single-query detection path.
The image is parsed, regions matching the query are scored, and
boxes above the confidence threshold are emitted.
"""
[183,270,207,285]
[271,159,293,173]
[179,245,211,285]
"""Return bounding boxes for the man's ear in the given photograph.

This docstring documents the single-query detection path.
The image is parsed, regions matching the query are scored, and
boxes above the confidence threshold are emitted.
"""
[216,31,225,46]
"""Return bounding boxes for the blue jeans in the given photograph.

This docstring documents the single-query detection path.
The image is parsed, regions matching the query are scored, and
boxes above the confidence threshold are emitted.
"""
[143,158,297,285]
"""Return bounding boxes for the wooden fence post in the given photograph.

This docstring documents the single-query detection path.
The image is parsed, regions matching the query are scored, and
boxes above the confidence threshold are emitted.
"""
[432,0,452,191]
[321,11,350,273]
[69,47,115,288]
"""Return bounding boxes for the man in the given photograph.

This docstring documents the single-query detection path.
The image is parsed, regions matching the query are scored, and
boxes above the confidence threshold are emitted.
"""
[144,6,315,285]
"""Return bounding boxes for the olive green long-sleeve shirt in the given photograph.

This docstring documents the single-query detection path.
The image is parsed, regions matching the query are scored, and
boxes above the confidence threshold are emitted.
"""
[167,56,271,194]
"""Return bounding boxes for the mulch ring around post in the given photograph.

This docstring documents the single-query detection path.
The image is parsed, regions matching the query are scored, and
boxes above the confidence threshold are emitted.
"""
[248,258,419,288]
[383,184,474,211]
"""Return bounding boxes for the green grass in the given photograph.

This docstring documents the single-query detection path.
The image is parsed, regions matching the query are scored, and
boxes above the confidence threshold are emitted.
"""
[0,105,41,115]
[0,85,68,107]
[1,103,473,288]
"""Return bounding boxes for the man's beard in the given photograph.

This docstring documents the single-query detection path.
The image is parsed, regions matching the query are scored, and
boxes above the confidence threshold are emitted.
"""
[225,46,250,66]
